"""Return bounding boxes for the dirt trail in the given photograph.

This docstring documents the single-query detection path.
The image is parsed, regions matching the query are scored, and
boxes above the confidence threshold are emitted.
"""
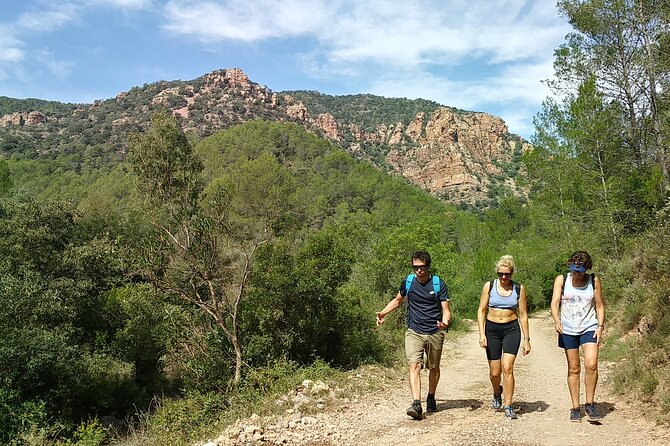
[209,312,670,445]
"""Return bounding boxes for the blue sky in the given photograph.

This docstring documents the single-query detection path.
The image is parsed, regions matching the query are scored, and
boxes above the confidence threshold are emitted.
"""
[0,0,572,138]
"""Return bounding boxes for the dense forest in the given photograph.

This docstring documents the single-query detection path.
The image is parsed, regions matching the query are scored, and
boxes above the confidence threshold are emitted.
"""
[1,1,669,444]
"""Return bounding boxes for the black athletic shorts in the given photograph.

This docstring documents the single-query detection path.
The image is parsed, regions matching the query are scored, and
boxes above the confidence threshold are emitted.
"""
[485,319,521,361]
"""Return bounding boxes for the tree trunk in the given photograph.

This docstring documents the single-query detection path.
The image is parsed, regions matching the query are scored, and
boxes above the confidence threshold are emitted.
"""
[596,149,619,255]
[231,333,243,386]
[637,0,669,186]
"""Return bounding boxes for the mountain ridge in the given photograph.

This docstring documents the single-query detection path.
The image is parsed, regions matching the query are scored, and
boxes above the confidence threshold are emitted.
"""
[0,67,529,208]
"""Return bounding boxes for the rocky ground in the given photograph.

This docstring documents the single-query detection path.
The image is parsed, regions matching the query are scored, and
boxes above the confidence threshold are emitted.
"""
[200,312,670,446]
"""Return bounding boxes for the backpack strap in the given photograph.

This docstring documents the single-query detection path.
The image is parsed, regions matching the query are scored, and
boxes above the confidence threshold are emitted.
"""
[432,275,440,297]
[405,274,416,297]
[561,273,567,296]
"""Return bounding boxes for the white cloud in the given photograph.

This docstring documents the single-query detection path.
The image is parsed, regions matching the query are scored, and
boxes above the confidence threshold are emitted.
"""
[16,3,81,32]
[90,0,153,8]
[367,59,555,112]
[0,27,26,90]
[35,49,75,80]
[163,0,336,41]
[161,1,570,68]
[497,107,537,138]
[318,0,570,70]
[0,47,24,64]
[0,30,24,63]
[457,61,556,106]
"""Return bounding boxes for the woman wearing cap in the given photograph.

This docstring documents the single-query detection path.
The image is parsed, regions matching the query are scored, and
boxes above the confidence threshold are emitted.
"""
[551,251,605,422]
[477,255,530,419]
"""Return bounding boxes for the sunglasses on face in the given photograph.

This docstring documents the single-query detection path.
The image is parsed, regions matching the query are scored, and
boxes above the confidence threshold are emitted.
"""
[497,271,512,278]
[412,264,428,271]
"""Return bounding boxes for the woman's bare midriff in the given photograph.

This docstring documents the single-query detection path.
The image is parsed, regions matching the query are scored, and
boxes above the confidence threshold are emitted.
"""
[487,308,518,323]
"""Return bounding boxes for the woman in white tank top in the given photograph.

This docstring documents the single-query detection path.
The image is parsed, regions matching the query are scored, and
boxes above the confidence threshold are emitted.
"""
[551,251,605,422]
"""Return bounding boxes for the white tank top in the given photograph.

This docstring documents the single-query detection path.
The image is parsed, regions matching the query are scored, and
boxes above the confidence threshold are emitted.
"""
[560,273,598,335]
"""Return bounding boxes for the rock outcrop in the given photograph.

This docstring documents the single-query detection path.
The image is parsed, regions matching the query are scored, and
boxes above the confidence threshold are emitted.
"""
[385,108,528,203]
[0,111,47,126]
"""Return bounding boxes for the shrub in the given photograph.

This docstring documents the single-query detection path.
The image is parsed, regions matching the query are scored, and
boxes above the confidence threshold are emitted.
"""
[70,419,106,446]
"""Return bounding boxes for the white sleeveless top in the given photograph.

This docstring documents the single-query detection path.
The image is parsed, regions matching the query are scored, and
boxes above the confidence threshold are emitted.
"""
[560,273,598,335]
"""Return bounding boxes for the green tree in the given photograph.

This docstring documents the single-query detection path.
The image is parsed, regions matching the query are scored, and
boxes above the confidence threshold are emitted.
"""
[0,199,136,440]
[243,226,356,365]
[555,0,670,186]
[563,77,628,252]
[127,113,276,386]
[529,76,646,253]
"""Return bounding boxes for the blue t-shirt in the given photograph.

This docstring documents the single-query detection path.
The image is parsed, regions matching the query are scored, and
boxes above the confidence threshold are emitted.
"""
[400,274,449,334]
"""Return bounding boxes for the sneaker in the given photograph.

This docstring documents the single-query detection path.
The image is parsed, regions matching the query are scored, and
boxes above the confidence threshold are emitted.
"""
[426,396,437,413]
[503,405,518,419]
[569,407,581,422]
[406,400,423,420]
[585,403,603,420]
[492,389,503,410]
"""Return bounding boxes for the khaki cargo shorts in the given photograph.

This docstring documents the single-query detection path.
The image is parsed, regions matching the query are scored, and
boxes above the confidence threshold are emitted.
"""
[405,328,445,369]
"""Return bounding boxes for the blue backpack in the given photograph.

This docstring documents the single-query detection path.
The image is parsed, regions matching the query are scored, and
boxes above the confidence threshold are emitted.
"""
[405,274,441,301]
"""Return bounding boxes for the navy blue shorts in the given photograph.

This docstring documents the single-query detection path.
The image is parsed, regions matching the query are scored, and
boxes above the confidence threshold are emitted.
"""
[558,331,597,350]
[485,319,520,360]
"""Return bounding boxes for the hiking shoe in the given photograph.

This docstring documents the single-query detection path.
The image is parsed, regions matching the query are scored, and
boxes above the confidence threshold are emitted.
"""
[503,405,518,419]
[585,403,603,420]
[426,396,437,413]
[406,400,423,420]
[492,390,503,410]
[569,407,581,422]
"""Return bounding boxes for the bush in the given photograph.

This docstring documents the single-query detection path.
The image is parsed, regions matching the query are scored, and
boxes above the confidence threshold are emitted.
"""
[0,385,49,444]
[140,392,228,446]
[70,419,106,446]
[160,308,234,392]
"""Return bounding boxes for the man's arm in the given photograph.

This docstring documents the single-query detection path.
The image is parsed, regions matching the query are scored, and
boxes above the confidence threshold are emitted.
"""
[437,300,451,330]
[376,292,405,326]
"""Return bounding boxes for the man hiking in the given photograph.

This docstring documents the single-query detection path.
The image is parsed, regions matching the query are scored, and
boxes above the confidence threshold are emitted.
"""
[376,251,451,419]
